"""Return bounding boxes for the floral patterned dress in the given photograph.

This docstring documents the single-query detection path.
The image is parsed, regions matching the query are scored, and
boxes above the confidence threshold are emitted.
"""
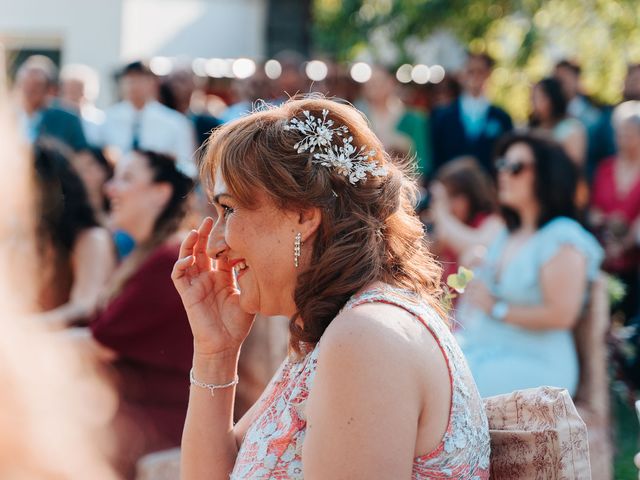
[230,286,491,479]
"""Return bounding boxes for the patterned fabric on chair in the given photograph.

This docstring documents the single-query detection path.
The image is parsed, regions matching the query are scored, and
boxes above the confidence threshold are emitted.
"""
[573,274,612,480]
[484,386,592,479]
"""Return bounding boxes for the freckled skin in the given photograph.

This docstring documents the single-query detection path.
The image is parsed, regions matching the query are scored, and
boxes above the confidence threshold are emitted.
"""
[209,173,315,318]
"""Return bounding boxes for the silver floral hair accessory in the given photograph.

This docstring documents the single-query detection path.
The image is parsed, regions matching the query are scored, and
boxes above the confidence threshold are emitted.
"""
[283,109,388,185]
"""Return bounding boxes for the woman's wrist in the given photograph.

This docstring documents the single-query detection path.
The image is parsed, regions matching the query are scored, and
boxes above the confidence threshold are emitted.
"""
[192,348,240,384]
[490,300,509,321]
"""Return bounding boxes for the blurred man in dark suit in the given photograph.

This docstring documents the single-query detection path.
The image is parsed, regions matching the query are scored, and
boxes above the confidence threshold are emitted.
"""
[430,52,513,174]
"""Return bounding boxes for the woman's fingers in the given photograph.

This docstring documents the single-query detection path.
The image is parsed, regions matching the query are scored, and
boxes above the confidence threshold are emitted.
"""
[194,217,215,270]
[195,217,214,254]
[179,229,199,260]
[172,254,195,281]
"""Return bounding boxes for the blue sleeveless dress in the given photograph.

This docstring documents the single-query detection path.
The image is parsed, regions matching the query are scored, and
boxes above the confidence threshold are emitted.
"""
[456,217,604,398]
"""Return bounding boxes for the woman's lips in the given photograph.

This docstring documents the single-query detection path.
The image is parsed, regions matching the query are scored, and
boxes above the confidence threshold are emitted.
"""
[230,259,248,280]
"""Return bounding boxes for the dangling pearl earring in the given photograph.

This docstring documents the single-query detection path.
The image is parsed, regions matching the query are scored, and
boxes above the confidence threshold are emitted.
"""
[294,232,302,268]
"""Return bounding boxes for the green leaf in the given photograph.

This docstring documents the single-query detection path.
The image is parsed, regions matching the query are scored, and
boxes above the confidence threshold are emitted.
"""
[607,275,627,306]
[447,266,474,294]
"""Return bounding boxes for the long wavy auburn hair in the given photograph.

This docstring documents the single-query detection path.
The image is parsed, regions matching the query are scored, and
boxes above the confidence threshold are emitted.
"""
[201,97,444,355]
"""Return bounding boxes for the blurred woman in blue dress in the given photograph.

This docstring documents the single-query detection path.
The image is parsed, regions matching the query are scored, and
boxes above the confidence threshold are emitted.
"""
[456,132,603,397]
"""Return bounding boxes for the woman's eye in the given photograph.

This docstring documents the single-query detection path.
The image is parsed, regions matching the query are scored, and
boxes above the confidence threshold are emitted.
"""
[220,204,235,218]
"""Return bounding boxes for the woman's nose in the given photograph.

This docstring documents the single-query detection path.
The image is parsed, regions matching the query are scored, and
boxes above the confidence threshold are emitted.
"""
[206,220,227,259]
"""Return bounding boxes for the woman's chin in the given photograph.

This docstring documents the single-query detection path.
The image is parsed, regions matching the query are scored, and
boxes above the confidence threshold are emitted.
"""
[107,214,126,231]
[498,196,515,209]
[237,289,260,316]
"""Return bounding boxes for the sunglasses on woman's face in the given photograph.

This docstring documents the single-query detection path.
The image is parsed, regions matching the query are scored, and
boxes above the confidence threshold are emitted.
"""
[495,157,533,176]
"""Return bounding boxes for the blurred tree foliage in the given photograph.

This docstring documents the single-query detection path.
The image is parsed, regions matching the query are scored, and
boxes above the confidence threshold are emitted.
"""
[313,0,640,122]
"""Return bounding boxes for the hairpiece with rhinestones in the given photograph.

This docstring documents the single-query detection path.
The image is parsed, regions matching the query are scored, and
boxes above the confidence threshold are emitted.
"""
[283,109,388,185]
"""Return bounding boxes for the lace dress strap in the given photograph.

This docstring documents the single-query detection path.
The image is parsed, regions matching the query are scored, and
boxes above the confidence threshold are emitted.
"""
[342,286,450,342]
[343,285,491,478]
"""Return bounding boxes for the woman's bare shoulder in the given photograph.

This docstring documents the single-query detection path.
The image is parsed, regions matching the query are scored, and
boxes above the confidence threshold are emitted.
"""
[75,227,113,250]
[320,301,444,375]
[72,227,114,262]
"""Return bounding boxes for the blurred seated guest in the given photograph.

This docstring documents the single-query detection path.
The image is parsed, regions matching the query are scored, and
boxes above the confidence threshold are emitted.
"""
[75,150,194,478]
[531,77,590,210]
[429,156,503,279]
[102,61,196,177]
[530,77,587,168]
[14,55,88,151]
[456,133,603,398]
[159,67,221,149]
[554,59,615,180]
[554,60,601,131]
[591,101,640,319]
[33,141,115,328]
[60,64,105,146]
[357,66,431,177]
[431,52,513,173]
[69,147,134,259]
[71,147,113,224]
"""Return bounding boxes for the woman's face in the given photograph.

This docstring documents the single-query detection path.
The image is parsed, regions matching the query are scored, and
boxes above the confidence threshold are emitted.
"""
[532,85,551,121]
[104,152,168,235]
[207,173,312,316]
[446,190,470,223]
[616,119,640,155]
[497,143,537,210]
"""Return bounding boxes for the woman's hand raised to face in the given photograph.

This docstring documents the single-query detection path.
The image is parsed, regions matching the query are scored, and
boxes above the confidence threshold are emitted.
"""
[172,217,255,357]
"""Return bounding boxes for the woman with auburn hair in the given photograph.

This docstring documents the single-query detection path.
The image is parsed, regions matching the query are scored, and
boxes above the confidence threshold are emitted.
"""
[173,97,490,479]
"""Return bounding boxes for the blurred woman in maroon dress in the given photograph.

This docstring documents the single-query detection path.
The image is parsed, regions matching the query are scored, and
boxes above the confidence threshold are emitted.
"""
[76,150,194,478]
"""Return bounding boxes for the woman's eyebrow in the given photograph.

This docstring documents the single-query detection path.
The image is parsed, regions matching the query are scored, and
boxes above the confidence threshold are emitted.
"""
[212,193,233,205]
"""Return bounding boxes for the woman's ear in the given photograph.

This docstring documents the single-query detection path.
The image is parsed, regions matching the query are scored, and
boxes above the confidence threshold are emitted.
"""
[298,207,322,242]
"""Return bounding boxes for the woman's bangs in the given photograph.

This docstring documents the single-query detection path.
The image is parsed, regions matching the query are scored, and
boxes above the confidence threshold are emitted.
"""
[201,121,259,207]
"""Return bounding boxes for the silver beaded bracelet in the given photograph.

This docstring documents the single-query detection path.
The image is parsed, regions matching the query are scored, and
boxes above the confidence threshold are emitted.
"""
[189,368,239,396]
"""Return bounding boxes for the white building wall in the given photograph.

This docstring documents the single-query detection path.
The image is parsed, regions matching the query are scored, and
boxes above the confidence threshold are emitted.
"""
[0,0,123,106]
[121,0,266,60]
[0,0,267,106]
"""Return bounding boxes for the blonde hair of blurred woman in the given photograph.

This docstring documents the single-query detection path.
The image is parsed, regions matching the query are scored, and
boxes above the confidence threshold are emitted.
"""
[0,47,117,480]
